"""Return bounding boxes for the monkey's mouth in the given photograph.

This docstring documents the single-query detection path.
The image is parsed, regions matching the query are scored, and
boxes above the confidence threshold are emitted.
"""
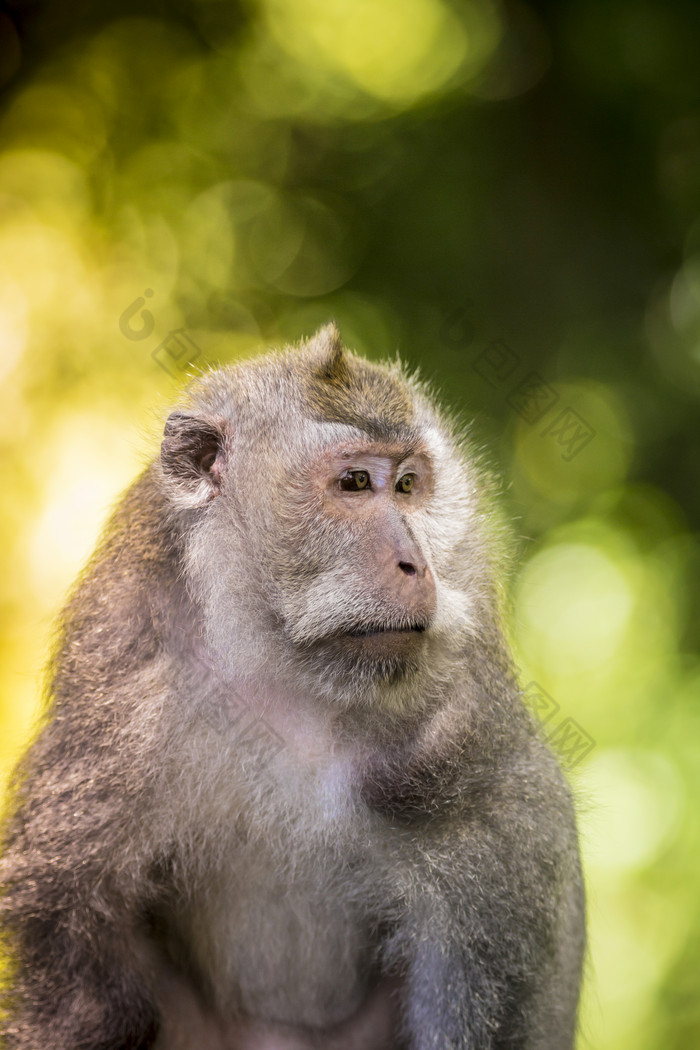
[345,621,427,639]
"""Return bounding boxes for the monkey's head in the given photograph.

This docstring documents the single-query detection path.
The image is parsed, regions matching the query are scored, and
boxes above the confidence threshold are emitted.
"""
[159,324,498,707]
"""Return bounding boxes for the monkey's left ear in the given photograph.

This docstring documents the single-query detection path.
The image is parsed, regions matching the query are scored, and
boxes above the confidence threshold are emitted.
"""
[161,411,226,506]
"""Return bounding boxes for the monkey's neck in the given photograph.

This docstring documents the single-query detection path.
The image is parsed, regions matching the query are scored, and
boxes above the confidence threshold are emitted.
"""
[221,669,471,825]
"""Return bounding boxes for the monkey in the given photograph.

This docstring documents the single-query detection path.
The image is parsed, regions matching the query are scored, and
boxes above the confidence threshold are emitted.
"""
[0,323,585,1050]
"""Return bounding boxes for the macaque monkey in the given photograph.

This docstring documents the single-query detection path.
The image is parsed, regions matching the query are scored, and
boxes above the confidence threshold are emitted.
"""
[0,324,584,1049]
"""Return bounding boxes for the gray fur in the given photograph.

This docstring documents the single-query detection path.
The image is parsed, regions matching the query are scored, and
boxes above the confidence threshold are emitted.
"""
[0,325,584,1049]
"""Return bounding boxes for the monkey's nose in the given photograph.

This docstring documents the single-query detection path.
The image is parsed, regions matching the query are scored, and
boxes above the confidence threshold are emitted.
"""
[395,559,436,619]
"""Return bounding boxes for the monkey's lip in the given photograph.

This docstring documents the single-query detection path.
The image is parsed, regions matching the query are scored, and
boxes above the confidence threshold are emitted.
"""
[344,621,428,639]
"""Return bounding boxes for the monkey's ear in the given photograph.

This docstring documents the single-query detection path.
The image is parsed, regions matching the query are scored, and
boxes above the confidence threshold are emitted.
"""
[161,411,226,506]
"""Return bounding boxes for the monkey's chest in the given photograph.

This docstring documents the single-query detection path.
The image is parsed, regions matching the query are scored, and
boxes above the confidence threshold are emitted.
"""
[184,848,378,1028]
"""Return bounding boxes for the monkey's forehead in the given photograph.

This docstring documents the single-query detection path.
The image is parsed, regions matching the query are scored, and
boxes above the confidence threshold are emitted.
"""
[294,419,429,462]
[298,409,425,448]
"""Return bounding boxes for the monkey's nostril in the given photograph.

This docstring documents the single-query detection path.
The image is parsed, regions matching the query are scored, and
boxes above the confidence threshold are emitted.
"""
[399,561,417,576]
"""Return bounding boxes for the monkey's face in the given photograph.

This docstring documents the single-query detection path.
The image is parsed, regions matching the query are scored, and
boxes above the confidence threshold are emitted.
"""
[271,440,438,688]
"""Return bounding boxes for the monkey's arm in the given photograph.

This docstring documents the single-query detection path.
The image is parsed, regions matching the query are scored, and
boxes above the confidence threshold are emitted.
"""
[0,900,159,1050]
[0,476,193,1048]
[0,711,164,1050]
[389,753,585,1050]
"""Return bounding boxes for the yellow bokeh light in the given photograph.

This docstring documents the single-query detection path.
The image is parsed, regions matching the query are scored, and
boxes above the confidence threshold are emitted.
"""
[0,218,96,347]
[252,0,500,116]
[179,182,237,293]
[581,882,686,1049]
[0,82,107,163]
[26,415,147,610]
[0,147,88,224]
[582,748,684,873]
[512,379,634,515]
[0,281,28,381]
[516,538,637,674]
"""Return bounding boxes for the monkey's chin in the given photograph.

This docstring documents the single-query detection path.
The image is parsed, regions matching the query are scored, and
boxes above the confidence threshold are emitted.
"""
[301,628,428,694]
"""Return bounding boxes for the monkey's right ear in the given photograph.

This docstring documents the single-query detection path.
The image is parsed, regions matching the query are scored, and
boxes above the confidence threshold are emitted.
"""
[160,411,226,506]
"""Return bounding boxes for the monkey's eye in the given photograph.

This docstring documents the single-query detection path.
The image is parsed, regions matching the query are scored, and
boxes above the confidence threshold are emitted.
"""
[396,473,416,494]
[339,470,371,491]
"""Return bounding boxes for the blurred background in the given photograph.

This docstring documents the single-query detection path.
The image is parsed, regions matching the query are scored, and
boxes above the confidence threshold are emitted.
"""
[0,0,698,1045]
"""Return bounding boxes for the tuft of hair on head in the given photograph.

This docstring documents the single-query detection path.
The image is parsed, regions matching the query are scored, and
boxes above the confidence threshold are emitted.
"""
[300,323,415,442]
[303,321,345,378]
